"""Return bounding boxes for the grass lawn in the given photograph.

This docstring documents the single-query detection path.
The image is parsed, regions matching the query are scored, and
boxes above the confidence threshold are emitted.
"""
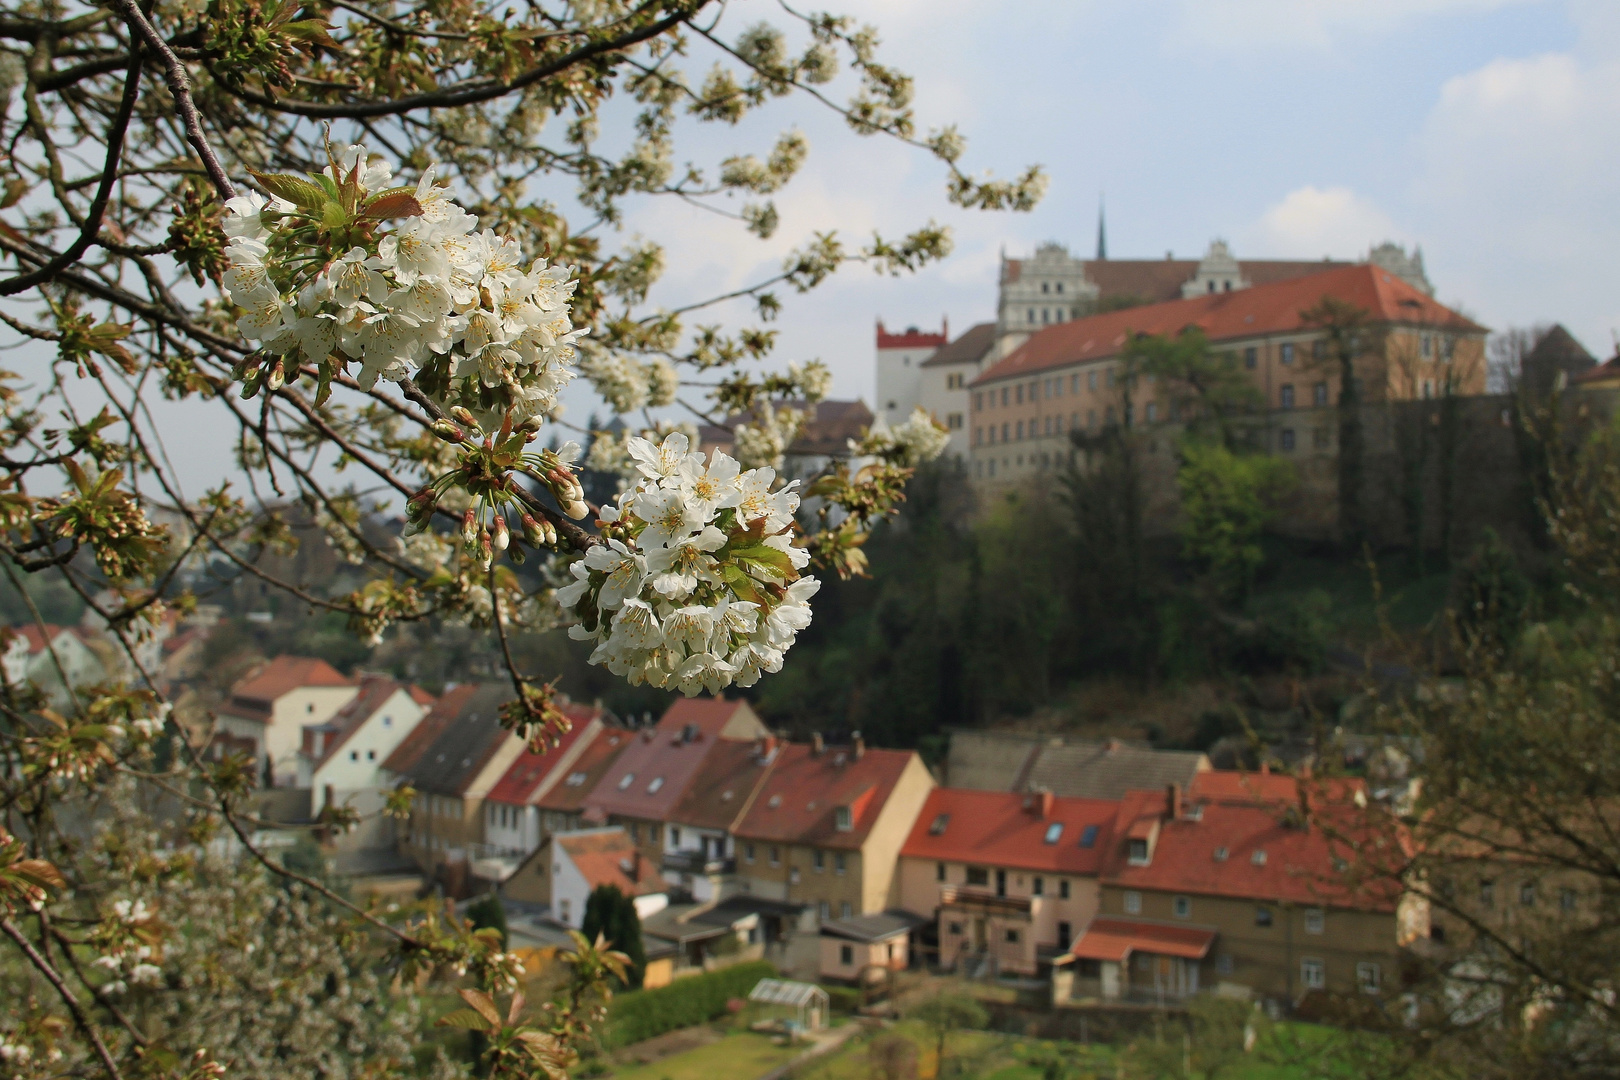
[602,1031,802,1080]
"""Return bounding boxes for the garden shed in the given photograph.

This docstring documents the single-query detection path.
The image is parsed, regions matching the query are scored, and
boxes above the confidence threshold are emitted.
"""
[748,977,829,1034]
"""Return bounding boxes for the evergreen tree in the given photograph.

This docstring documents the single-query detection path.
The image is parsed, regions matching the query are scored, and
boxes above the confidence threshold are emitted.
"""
[582,885,647,988]
[468,893,510,950]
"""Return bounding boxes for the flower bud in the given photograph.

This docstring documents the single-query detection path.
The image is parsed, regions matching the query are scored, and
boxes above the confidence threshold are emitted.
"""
[563,499,589,520]
[449,406,482,434]
[461,508,478,544]
[266,358,285,392]
[431,420,465,444]
[491,516,510,552]
[521,513,546,547]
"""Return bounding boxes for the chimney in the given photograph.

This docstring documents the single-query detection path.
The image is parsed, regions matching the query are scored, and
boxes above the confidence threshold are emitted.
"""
[1167,783,1183,821]
[812,732,824,756]
[757,735,778,760]
[1040,790,1054,818]
[852,731,865,760]
[1027,790,1052,817]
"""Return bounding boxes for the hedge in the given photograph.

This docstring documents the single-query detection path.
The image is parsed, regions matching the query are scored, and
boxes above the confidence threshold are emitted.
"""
[601,960,776,1049]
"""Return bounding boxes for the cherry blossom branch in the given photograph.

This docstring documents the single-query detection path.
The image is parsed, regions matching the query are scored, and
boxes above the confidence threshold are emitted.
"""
[0,915,127,1080]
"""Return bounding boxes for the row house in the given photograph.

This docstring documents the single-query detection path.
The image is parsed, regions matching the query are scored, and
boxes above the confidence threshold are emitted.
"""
[969,263,1487,484]
[1060,774,1424,1005]
[504,826,668,930]
[300,674,433,816]
[897,788,1119,977]
[385,684,527,889]
[213,656,358,785]
[481,701,608,855]
[662,735,780,902]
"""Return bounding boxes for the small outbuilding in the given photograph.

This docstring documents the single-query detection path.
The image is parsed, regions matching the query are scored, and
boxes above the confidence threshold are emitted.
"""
[748,977,829,1034]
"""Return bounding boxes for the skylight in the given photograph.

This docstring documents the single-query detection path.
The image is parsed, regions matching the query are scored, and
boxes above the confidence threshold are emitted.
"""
[929,814,949,835]
[618,773,635,790]
[1214,847,1229,862]
[1079,825,1098,848]
[1251,849,1267,865]
[768,794,782,808]
[1043,822,1064,844]
[647,777,664,793]
[566,772,586,786]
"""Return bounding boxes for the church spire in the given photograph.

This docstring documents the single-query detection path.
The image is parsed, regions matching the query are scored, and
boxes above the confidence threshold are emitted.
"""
[1096,195,1108,261]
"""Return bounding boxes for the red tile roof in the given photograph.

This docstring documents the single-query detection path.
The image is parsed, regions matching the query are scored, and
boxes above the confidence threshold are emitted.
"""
[381,683,477,775]
[733,742,920,850]
[230,655,354,705]
[485,703,604,806]
[973,264,1486,388]
[584,699,763,821]
[557,829,662,896]
[876,320,947,350]
[12,624,62,655]
[667,738,779,831]
[900,788,1117,875]
[1190,769,1367,807]
[536,726,629,813]
[1102,788,1405,912]
[406,684,437,706]
[1069,917,1216,963]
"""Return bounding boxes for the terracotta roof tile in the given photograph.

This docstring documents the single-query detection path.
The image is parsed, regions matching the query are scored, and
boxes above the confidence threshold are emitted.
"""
[485,703,604,805]
[230,655,354,704]
[381,684,478,775]
[974,264,1486,388]
[876,321,947,350]
[536,726,629,813]
[557,829,662,896]
[1069,916,1216,962]
[667,738,778,831]
[900,788,1116,874]
[733,742,919,850]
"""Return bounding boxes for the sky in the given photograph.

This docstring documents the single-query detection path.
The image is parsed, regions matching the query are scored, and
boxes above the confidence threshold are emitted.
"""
[615,0,1618,410]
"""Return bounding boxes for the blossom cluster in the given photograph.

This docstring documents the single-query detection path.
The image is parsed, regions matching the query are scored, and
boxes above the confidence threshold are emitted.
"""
[854,406,951,467]
[558,432,818,695]
[219,144,584,424]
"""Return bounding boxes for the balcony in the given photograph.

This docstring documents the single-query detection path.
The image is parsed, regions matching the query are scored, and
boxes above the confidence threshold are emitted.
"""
[939,885,1034,917]
[661,849,736,876]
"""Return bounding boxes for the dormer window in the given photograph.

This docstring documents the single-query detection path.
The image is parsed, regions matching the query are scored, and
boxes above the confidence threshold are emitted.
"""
[646,777,664,794]
[1128,839,1150,866]
[1252,849,1268,866]
[835,806,853,831]
[617,773,635,790]
[1043,823,1064,844]
[1185,804,1203,821]
[929,814,949,835]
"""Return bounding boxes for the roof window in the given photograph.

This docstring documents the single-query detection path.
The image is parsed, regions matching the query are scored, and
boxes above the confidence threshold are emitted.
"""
[1079,825,1098,848]
[647,777,664,793]
[566,772,586,786]
[929,814,950,835]
[1252,849,1268,866]
[768,794,782,808]
[618,773,635,790]
[1043,822,1064,844]
[836,806,853,831]
[1214,847,1229,862]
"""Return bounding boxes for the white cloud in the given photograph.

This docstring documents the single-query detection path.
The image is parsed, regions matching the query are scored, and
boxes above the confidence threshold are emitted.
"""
[1171,0,1541,50]
[1247,185,1404,258]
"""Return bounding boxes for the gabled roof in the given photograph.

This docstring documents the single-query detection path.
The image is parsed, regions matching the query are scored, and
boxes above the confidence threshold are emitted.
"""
[899,788,1117,875]
[311,675,416,768]
[1101,788,1405,913]
[383,684,478,776]
[9,624,65,655]
[229,655,354,706]
[819,910,928,943]
[733,742,920,850]
[536,725,629,813]
[920,323,997,368]
[667,737,779,831]
[556,828,662,897]
[584,699,767,821]
[1190,769,1367,807]
[1020,739,1208,802]
[405,683,515,796]
[485,702,605,806]
[973,264,1486,388]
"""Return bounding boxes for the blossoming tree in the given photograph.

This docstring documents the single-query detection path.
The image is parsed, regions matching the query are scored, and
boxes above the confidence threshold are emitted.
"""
[0,1,1037,1076]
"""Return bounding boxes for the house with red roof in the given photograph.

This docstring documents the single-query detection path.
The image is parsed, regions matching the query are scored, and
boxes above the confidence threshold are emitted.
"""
[969,262,1487,486]
[481,700,608,856]
[1059,778,1423,1005]
[896,788,1119,977]
[531,724,630,838]
[2,624,107,707]
[299,674,434,816]
[582,697,769,867]
[731,735,934,976]
[660,734,782,902]
[502,826,668,929]
[213,655,359,785]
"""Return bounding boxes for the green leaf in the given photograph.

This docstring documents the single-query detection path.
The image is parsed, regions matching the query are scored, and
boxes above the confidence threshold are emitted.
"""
[249,170,328,212]
[435,1008,494,1031]
[282,18,339,49]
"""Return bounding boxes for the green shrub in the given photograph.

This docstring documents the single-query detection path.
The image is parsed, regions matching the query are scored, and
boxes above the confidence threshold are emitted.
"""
[825,986,862,1014]
[602,960,776,1049]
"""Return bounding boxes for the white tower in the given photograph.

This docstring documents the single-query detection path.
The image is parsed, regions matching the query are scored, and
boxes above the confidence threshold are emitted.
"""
[874,319,948,425]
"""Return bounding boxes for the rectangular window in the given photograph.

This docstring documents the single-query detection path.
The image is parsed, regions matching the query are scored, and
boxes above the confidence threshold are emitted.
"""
[835,853,847,875]
[1000,387,1009,406]
[1032,876,1044,896]
[1123,891,1142,915]
[769,846,780,867]
[1280,428,1296,451]
[841,901,852,919]
[973,392,982,411]
[1173,896,1191,919]
[1059,879,1071,900]
[1357,962,1381,994]
[936,862,945,882]
[1005,929,1020,944]
[840,944,853,965]
[1071,374,1079,394]
[1145,402,1157,423]
[974,427,982,447]
[630,823,640,842]
[1305,908,1325,934]
[745,843,755,863]
[790,867,800,884]
[1421,333,1433,358]
[1280,384,1295,409]
[1015,420,1024,440]
[1301,958,1325,990]
[1281,343,1296,365]
[670,827,681,846]
[819,900,830,920]
[1480,880,1495,907]
[1128,839,1149,865]
[1016,385,1024,404]
[1244,347,1257,369]
[947,921,962,935]
[814,850,824,872]
[1256,906,1274,928]
[1088,371,1098,391]
[948,413,963,430]
[966,867,989,886]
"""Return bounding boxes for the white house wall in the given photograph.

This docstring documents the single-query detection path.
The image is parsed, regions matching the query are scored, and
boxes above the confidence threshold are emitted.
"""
[311,687,428,814]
